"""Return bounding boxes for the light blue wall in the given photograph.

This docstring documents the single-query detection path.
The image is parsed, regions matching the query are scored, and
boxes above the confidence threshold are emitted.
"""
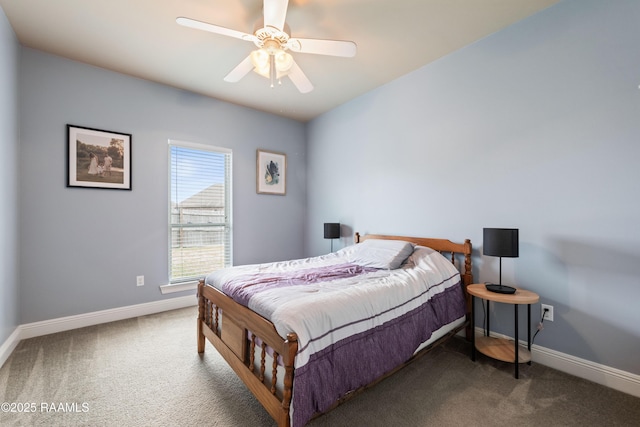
[18,48,306,324]
[5,0,640,377]
[0,7,19,343]
[306,0,640,374]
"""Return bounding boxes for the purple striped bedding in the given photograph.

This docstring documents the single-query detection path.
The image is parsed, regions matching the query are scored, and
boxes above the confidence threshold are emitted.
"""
[221,263,377,306]
[205,244,466,427]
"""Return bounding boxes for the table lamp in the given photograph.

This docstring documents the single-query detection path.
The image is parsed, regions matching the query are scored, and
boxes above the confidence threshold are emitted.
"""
[324,223,340,252]
[483,228,518,294]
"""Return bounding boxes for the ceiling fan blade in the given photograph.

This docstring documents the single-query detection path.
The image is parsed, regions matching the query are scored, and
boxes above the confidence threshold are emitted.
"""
[224,55,255,82]
[176,17,257,42]
[286,38,357,57]
[263,0,289,31]
[288,61,313,93]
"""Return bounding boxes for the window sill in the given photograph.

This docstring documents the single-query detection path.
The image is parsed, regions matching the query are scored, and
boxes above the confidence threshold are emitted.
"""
[159,281,198,295]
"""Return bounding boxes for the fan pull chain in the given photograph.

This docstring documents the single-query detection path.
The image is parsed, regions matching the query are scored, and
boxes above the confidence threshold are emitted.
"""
[270,54,276,88]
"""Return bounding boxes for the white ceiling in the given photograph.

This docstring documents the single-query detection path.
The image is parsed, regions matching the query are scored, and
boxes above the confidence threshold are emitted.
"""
[1,0,559,122]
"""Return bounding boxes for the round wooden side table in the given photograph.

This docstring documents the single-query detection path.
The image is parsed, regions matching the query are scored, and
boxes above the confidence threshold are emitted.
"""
[467,283,540,379]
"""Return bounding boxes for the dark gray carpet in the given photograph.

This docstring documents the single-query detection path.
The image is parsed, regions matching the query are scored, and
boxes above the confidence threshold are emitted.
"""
[1,307,638,426]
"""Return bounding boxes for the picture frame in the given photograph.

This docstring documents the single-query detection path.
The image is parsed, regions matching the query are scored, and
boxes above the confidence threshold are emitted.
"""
[67,124,132,190]
[256,149,286,195]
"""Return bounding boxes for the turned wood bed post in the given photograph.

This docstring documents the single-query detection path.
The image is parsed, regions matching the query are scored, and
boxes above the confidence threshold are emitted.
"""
[197,280,206,353]
[462,239,473,340]
[282,332,298,415]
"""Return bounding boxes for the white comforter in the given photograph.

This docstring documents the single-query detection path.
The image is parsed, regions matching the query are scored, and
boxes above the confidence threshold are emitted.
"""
[205,244,463,369]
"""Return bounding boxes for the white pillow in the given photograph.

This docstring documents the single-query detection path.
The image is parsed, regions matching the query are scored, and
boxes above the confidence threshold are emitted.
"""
[347,239,415,270]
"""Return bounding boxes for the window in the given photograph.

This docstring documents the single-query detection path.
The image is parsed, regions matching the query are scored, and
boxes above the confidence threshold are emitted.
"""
[168,140,232,284]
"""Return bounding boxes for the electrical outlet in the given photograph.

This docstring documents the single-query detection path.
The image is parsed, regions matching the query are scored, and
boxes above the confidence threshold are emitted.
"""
[541,304,554,322]
[136,275,144,287]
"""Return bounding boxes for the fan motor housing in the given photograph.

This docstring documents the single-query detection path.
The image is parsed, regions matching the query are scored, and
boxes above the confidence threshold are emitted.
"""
[253,19,291,50]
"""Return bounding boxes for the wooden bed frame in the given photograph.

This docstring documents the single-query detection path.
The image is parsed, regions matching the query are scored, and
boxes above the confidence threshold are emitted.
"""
[197,233,473,426]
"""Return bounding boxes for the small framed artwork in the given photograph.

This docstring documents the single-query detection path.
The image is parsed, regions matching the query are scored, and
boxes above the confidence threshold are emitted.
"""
[256,149,286,195]
[67,124,132,190]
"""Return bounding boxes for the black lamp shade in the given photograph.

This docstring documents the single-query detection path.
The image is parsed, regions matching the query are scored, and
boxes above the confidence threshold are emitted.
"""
[324,223,340,239]
[483,228,519,258]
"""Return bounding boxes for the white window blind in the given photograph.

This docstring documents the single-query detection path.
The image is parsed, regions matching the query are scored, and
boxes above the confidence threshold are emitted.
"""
[168,140,232,283]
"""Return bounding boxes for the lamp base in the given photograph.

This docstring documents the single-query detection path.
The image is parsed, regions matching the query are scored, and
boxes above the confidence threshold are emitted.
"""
[485,283,516,294]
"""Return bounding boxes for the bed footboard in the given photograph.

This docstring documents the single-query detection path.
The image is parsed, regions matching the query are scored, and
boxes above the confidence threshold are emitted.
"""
[197,280,298,427]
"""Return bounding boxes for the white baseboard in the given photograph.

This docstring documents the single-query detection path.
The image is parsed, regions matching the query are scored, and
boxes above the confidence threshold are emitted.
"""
[0,296,197,369]
[0,327,21,371]
[531,343,640,398]
[473,327,640,398]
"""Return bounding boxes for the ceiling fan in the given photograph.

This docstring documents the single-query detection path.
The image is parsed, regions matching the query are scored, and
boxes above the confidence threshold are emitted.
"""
[176,0,357,93]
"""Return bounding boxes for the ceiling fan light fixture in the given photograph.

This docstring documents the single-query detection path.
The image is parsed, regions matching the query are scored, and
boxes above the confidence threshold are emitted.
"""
[275,51,293,73]
[250,48,271,78]
[250,47,294,83]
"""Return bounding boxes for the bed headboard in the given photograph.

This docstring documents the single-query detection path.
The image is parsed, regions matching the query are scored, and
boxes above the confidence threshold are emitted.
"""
[354,232,473,288]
